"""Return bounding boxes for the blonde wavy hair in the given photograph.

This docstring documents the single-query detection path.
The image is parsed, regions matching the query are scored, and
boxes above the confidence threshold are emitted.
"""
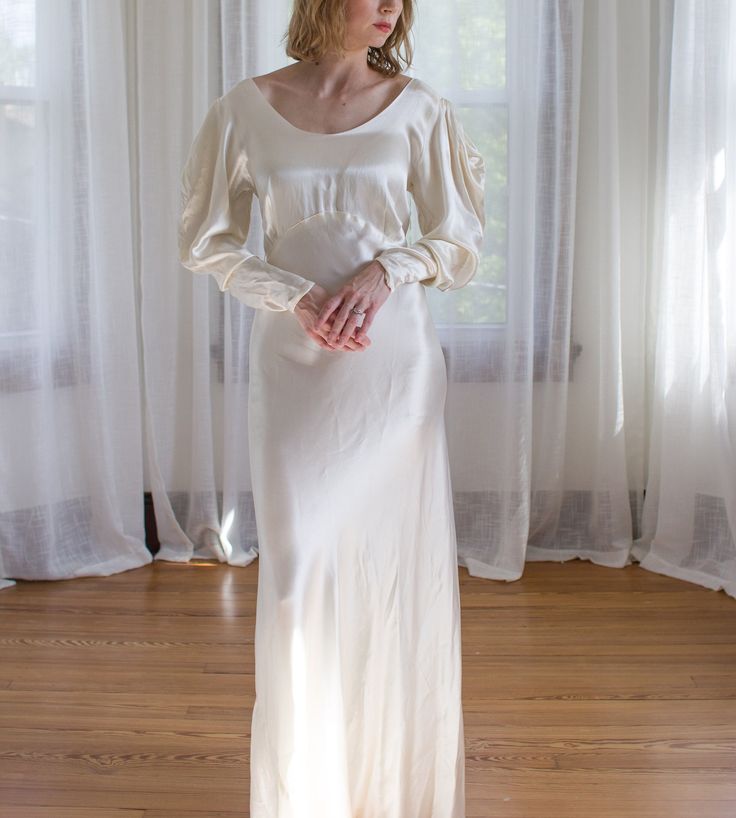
[284,0,415,77]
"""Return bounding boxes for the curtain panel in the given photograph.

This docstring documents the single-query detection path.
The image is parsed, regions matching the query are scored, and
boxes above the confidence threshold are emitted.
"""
[0,0,734,598]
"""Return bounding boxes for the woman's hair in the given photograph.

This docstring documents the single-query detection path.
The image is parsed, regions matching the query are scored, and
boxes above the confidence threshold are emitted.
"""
[284,0,414,77]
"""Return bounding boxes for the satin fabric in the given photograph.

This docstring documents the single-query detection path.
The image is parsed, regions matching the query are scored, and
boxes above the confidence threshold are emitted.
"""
[179,75,485,818]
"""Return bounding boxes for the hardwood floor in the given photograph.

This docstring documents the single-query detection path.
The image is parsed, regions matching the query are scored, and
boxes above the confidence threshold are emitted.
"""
[0,559,734,817]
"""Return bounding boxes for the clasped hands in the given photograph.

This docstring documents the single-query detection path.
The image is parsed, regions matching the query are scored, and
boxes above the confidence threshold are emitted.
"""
[294,259,391,352]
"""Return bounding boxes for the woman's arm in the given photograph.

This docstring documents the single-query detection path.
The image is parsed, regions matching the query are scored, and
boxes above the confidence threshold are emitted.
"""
[178,97,315,313]
[374,97,486,292]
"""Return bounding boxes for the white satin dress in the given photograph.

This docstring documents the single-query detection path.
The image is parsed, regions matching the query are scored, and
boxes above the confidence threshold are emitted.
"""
[178,73,485,818]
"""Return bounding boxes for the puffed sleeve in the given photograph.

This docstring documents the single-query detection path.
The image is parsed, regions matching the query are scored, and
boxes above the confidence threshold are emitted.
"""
[375,96,486,292]
[178,96,316,312]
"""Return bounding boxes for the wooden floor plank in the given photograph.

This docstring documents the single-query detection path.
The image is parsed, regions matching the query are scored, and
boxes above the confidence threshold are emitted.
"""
[0,559,734,817]
[0,809,144,818]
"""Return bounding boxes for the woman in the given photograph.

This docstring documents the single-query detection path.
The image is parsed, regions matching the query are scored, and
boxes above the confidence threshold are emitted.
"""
[178,0,485,814]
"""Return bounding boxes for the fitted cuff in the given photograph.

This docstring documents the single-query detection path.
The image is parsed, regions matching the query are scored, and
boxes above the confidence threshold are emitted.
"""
[287,278,317,312]
[374,248,437,291]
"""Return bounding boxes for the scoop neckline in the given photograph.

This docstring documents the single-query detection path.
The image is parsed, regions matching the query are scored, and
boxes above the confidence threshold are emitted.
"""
[247,75,416,137]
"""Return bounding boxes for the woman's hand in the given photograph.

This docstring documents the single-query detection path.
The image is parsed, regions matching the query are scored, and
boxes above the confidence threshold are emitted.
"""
[314,260,391,350]
[294,282,372,352]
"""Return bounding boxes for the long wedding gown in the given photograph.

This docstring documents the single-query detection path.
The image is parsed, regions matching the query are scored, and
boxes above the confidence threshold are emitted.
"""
[178,73,485,818]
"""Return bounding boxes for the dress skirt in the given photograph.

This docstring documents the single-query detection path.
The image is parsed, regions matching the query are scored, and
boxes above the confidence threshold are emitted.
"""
[246,217,466,818]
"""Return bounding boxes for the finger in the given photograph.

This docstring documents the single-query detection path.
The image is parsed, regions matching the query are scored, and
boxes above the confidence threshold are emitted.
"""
[316,325,343,350]
[311,312,332,337]
[307,328,337,350]
[348,338,370,352]
[340,332,369,352]
[333,317,359,347]
[353,305,377,341]
[333,301,371,345]
[311,311,341,344]
[327,317,349,345]
[332,311,368,347]
[349,329,370,346]
[315,295,343,329]
[314,329,359,352]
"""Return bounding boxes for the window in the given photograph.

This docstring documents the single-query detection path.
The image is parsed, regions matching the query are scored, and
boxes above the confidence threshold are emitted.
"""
[0,0,41,392]
[1,0,98,394]
[416,0,508,328]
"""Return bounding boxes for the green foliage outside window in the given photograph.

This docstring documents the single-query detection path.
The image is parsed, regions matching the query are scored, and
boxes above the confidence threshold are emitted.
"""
[418,0,508,326]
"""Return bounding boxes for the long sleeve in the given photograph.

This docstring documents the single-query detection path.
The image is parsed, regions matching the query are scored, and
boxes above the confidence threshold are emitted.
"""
[375,96,486,292]
[178,97,316,312]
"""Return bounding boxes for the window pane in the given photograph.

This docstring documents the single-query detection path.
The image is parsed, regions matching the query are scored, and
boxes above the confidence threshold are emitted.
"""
[0,102,36,337]
[413,0,507,325]
[458,0,506,90]
[0,0,35,87]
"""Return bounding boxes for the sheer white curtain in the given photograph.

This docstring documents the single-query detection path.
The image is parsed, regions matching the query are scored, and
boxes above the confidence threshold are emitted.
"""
[0,0,149,590]
[633,0,736,594]
[139,0,293,565]
[1,0,734,598]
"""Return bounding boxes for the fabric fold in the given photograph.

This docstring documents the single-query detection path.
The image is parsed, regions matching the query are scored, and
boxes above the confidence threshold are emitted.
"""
[375,96,486,292]
[178,96,316,313]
